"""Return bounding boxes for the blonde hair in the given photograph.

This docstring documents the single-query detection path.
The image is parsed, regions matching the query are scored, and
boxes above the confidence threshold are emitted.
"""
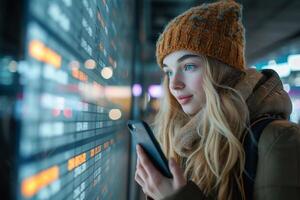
[153,56,249,200]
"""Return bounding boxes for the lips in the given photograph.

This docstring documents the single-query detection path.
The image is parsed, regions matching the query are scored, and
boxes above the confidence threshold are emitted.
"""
[177,95,193,105]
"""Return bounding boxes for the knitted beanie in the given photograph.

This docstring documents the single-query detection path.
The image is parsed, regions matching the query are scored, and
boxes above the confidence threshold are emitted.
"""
[156,0,246,70]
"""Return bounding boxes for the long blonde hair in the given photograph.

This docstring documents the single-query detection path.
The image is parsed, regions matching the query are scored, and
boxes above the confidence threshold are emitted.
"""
[153,55,249,200]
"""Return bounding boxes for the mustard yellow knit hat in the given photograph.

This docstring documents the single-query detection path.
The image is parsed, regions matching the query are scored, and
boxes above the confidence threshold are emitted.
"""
[156,0,246,70]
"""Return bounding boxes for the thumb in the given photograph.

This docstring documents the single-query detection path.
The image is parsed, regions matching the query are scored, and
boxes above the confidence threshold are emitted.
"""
[169,158,186,188]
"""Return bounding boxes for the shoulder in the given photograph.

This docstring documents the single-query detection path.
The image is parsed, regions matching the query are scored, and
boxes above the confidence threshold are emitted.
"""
[258,119,300,156]
[254,119,300,198]
[255,120,300,189]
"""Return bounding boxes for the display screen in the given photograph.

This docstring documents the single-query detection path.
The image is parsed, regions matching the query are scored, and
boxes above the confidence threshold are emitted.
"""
[0,0,134,199]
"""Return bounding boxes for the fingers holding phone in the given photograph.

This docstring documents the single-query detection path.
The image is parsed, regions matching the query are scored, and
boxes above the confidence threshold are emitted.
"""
[128,120,187,198]
[136,145,163,185]
[135,144,168,199]
[168,158,186,189]
[135,145,187,199]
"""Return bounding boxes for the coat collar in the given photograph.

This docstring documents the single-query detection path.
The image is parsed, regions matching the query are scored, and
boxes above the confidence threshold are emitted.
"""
[234,68,292,120]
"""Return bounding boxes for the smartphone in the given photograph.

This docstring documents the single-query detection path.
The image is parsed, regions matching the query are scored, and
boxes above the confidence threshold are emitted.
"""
[127,120,173,178]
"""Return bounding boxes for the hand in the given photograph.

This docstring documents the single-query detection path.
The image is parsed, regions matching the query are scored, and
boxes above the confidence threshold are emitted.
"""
[135,145,187,200]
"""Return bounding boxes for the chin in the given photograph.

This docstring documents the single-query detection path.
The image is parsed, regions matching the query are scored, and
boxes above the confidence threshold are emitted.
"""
[182,105,202,116]
[182,107,198,116]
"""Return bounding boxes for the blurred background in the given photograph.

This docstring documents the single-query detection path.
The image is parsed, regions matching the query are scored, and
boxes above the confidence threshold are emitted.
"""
[0,0,300,200]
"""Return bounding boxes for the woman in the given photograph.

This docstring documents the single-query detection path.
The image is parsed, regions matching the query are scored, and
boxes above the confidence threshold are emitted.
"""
[135,0,300,200]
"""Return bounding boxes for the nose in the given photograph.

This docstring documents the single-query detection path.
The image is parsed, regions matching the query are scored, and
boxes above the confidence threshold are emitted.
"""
[169,72,185,90]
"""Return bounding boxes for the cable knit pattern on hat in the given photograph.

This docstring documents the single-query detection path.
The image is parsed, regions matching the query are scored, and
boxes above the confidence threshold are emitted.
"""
[156,0,246,70]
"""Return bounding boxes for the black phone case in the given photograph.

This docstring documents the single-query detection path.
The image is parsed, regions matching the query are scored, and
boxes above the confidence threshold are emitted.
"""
[127,120,173,178]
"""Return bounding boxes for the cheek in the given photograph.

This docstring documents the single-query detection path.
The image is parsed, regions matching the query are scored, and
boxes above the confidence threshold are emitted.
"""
[168,80,178,97]
[189,75,204,93]
[190,77,206,105]
[168,86,177,101]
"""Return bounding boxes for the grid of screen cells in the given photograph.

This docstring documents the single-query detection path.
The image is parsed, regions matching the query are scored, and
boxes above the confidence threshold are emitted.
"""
[4,0,135,200]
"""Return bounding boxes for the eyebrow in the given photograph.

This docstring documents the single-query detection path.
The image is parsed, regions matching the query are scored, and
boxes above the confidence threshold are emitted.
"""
[162,54,200,68]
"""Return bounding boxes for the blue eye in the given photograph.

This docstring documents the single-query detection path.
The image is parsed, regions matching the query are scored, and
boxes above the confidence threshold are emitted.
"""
[184,64,196,71]
[165,71,173,77]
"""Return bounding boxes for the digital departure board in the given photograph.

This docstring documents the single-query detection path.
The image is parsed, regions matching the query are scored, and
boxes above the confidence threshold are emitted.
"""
[0,0,135,199]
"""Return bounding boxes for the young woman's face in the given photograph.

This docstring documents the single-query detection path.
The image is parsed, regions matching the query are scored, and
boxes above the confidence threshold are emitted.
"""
[162,50,205,115]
